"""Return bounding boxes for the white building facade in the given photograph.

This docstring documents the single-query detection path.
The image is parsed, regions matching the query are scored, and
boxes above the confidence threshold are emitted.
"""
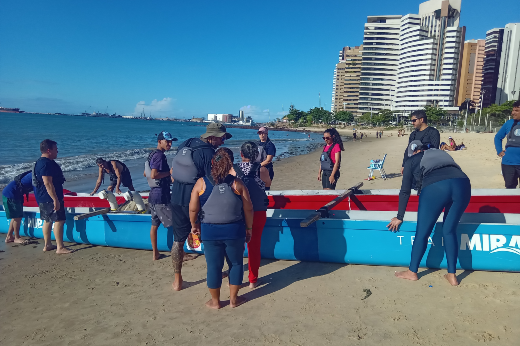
[496,23,520,105]
[393,0,464,112]
[207,114,232,122]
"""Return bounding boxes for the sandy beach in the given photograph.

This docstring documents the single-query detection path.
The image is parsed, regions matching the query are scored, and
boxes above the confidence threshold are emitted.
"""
[1,129,519,346]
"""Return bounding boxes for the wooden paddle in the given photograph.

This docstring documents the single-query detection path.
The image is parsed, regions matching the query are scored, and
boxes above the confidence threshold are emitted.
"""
[74,208,111,221]
[300,182,363,227]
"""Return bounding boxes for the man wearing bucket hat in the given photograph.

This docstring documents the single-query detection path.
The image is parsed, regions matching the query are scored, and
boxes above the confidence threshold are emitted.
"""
[169,122,232,291]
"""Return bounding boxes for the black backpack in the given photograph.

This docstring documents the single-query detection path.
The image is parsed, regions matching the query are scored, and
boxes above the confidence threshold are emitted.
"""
[13,170,33,201]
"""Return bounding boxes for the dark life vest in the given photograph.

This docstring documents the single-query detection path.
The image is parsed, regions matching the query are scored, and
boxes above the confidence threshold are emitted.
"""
[106,160,128,185]
[170,138,206,184]
[320,144,337,171]
[13,170,33,201]
[32,157,66,188]
[233,162,268,212]
[505,120,520,148]
[144,150,170,188]
[200,175,243,224]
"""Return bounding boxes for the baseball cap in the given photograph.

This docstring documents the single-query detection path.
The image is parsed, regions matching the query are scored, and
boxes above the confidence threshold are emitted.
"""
[407,140,424,157]
[257,126,268,134]
[200,122,232,139]
[157,131,177,141]
[448,136,453,139]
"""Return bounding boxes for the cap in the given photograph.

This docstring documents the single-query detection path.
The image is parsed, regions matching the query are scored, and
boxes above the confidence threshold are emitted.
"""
[257,126,268,134]
[448,136,453,139]
[157,131,177,141]
[200,122,232,139]
[407,140,423,157]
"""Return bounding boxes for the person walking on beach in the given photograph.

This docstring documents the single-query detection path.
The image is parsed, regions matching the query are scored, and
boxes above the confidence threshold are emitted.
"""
[33,139,72,254]
[144,131,177,260]
[401,110,440,174]
[189,148,254,309]
[318,128,344,190]
[494,101,520,188]
[2,171,33,244]
[90,158,134,195]
[232,141,271,288]
[169,122,232,290]
[353,129,357,140]
[257,127,276,190]
[387,140,470,286]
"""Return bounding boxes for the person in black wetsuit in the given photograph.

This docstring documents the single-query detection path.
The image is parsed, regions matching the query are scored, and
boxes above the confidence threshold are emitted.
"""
[90,158,134,195]
[388,140,471,286]
[401,110,440,174]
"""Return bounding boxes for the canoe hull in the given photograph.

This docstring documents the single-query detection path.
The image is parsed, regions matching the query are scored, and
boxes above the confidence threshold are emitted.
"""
[2,211,519,272]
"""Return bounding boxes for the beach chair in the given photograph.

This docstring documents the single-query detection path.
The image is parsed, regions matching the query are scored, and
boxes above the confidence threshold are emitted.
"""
[367,154,387,180]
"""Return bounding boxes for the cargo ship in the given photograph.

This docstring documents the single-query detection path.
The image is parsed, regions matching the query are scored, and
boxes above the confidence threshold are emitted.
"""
[0,107,24,113]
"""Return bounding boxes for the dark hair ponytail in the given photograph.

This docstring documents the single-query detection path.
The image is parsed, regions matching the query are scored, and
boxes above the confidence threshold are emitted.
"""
[324,128,344,151]
[240,141,258,161]
[211,148,234,184]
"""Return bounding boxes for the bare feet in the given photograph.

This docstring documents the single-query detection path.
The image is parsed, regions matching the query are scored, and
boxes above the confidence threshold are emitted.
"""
[394,270,418,281]
[172,275,183,291]
[249,281,259,289]
[13,238,26,244]
[205,299,221,310]
[56,247,73,254]
[444,273,459,286]
[230,296,247,308]
[5,236,14,243]
[153,251,161,261]
[43,245,57,252]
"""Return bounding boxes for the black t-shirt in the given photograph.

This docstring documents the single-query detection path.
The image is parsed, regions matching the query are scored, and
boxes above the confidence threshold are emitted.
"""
[402,127,440,166]
[171,138,216,206]
[258,139,276,170]
[397,151,468,220]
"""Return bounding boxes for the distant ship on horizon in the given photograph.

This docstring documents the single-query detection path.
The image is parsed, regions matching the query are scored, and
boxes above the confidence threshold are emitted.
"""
[0,107,24,113]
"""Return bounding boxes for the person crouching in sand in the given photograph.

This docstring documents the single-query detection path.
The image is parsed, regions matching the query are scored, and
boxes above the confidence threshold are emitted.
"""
[189,148,254,309]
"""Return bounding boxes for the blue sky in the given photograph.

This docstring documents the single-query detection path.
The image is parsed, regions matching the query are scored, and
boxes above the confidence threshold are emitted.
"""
[1,0,518,121]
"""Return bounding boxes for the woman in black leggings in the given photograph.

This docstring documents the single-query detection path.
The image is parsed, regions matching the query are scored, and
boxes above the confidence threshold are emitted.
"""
[387,140,471,286]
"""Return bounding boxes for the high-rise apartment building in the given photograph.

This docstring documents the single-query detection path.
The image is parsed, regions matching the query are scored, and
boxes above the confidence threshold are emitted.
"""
[393,0,464,112]
[496,23,520,105]
[358,15,402,114]
[481,28,504,108]
[331,46,363,115]
[457,39,485,107]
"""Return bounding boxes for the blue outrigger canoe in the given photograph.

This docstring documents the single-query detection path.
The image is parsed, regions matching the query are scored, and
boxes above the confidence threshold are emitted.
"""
[1,191,519,272]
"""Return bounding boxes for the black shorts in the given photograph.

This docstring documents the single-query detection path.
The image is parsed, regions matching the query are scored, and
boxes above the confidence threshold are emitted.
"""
[322,170,340,190]
[171,203,191,243]
[502,164,520,189]
[150,203,173,228]
[110,170,133,188]
[39,200,66,222]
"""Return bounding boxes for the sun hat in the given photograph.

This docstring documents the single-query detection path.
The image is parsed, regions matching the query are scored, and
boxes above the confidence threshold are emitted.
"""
[200,122,232,139]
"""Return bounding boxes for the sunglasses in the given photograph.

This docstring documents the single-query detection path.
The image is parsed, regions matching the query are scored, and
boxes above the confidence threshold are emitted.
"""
[322,136,332,140]
[411,118,420,123]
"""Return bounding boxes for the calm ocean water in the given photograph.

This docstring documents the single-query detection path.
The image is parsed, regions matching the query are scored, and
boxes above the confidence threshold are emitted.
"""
[0,113,324,190]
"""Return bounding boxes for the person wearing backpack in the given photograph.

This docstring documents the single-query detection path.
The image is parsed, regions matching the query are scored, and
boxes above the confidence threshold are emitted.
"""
[189,148,254,309]
[169,122,232,291]
[143,131,177,261]
[257,127,276,190]
[387,140,471,286]
[232,141,271,288]
[2,171,33,244]
[33,139,72,254]
[494,100,520,188]
[318,128,344,190]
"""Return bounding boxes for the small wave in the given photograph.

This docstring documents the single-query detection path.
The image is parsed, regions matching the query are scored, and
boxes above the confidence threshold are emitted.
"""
[0,148,171,184]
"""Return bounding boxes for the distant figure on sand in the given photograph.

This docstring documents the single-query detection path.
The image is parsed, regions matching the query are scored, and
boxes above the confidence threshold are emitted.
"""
[90,158,134,195]
[353,129,357,140]
[401,110,440,175]
[2,171,33,244]
[232,141,271,288]
[144,131,177,260]
[33,139,72,254]
[318,128,344,190]
[169,122,232,290]
[257,127,276,190]
[189,148,254,309]
[388,141,470,286]
[440,136,457,151]
[494,100,520,188]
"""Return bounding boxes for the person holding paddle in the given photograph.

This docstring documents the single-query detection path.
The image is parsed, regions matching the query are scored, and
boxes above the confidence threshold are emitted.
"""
[318,128,344,190]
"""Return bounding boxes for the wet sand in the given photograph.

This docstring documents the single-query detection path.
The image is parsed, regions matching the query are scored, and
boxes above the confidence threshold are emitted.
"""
[2,130,519,346]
